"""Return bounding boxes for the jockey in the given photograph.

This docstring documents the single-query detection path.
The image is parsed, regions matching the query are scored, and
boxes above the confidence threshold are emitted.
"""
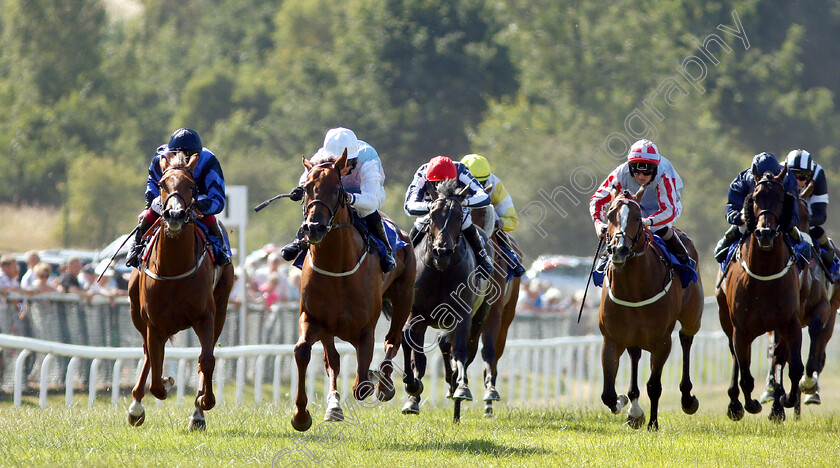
[785,149,839,270]
[460,154,527,277]
[404,155,494,279]
[126,128,231,268]
[280,127,396,273]
[590,139,694,268]
[713,151,804,263]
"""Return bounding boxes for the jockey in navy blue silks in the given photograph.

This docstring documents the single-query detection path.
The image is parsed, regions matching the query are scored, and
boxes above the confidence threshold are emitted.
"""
[126,128,231,268]
[404,155,494,279]
[713,152,805,263]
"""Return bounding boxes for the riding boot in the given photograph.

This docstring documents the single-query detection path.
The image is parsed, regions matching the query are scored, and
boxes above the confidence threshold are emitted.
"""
[497,230,526,277]
[281,231,307,262]
[818,236,840,275]
[714,225,741,264]
[665,232,696,269]
[126,217,153,268]
[366,213,396,273]
[206,222,231,266]
[464,224,494,279]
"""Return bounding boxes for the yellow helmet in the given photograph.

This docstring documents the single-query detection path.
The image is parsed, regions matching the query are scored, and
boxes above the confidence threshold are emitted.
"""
[460,154,491,182]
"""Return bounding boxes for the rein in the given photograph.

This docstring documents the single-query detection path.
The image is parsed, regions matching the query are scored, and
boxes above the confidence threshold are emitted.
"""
[733,176,794,281]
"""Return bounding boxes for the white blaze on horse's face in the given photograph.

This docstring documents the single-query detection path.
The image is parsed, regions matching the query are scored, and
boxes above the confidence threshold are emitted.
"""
[619,204,630,233]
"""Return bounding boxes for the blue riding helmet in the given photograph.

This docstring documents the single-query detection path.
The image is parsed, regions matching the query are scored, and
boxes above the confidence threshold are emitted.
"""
[167,128,203,154]
[750,152,781,177]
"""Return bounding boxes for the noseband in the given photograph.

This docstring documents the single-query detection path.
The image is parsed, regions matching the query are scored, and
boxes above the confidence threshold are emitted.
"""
[607,201,649,258]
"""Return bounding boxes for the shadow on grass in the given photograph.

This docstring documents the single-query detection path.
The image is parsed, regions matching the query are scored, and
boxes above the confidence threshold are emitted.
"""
[381,437,551,457]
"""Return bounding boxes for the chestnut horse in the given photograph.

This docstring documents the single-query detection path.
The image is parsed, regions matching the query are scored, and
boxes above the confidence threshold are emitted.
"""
[127,152,234,431]
[715,167,803,422]
[599,187,703,430]
[291,151,416,432]
[402,178,491,422]
[757,192,838,410]
[469,206,521,417]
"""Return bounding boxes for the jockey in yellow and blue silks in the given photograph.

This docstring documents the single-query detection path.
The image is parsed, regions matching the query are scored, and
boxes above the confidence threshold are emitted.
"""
[460,154,526,277]
[280,127,396,273]
[126,128,231,268]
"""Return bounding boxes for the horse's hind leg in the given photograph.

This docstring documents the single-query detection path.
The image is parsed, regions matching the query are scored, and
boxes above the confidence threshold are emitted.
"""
[647,340,672,431]
[733,330,761,415]
[782,320,804,413]
[759,332,777,404]
[323,338,344,422]
[601,337,628,416]
[625,346,645,429]
[353,327,375,401]
[678,331,699,414]
[146,330,170,401]
[450,317,474,403]
[402,317,426,415]
[801,303,833,405]
[725,336,744,421]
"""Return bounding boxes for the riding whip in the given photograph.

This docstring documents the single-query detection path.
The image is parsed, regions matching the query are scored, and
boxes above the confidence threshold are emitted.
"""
[96,224,140,283]
[254,192,293,212]
[578,236,605,324]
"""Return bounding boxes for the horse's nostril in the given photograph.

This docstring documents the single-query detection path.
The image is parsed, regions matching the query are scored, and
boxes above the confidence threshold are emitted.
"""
[617,246,630,257]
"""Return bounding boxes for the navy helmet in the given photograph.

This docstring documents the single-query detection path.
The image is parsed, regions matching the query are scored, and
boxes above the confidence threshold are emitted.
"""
[750,152,781,178]
[167,128,203,154]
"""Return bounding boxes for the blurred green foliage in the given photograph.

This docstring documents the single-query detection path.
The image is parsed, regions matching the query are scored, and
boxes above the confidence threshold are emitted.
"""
[0,0,838,265]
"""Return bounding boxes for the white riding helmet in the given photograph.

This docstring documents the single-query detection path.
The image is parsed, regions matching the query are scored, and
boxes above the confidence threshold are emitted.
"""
[323,127,360,160]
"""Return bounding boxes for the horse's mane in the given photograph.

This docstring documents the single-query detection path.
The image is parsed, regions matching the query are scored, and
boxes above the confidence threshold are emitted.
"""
[436,179,461,197]
[167,151,190,168]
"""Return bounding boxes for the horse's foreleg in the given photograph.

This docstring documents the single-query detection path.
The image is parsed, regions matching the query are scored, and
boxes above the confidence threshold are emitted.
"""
[439,333,455,398]
[733,330,761,415]
[678,331,699,414]
[451,318,473,401]
[646,341,672,431]
[128,342,151,426]
[190,316,217,414]
[353,328,375,401]
[292,337,313,432]
[402,317,426,397]
[146,329,169,401]
[323,338,344,421]
[480,322,500,403]
[759,332,777,404]
[783,320,804,412]
[725,335,744,420]
[801,304,831,402]
[601,337,627,415]
[626,346,645,429]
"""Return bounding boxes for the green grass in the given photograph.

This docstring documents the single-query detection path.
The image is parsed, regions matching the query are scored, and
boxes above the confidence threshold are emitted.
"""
[2,389,840,467]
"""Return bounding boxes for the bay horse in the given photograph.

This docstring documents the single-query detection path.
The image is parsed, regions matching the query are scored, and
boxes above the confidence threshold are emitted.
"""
[127,151,234,430]
[291,150,415,432]
[469,205,521,417]
[599,187,703,430]
[757,190,837,410]
[402,178,491,422]
[715,166,803,422]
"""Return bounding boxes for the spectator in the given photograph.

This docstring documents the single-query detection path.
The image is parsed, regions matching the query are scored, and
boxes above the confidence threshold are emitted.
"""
[19,251,41,290]
[287,268,302,302]
[259,272,288,311]
[29,263,58,293]
[58,257,84,295]
[0,254,35,297]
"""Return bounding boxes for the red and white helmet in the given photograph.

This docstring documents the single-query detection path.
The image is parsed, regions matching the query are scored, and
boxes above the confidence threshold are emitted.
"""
[627,139,661,165]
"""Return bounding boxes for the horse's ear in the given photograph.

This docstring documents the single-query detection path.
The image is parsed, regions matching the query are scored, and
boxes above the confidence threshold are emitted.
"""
[632,185,646,202]
[484,183,494,194]
[425,180,439,200]
[159,153,170,172]
[776,164,788,182]
[302,156,313,171]
[457,184,471,199]
[333,149,348,172]
[800,180,815,199]
[609,187,618,201]
[743,192,757,232]
[186,153,199,171]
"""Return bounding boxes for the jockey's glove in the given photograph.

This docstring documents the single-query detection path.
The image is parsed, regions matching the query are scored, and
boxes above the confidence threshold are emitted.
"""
[289,186,304,202]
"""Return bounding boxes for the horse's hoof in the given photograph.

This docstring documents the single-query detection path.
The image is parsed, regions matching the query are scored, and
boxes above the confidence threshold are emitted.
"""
[681,395,699,415]
[128,411,145,427]
[377,381,396,402]
[799,374,819,394]
[354,382,375,401]
[199,394,216,411]
[768,405,785,423]
[324,407,344,422]
[727,401,744,421]
[484,404,494,418]
[647,419,660,431]
[745,399,762,414]
[291,410,313,432]
[483,387,500,402]
[612,395,629,415]
[445,387,453,399]
[402,397,420,415]
[404,378,423,396]
[804,393,821,405]
[626,414,645,430]
[453,385,473,401]
[782,392,799,409]
[188,416,206,431]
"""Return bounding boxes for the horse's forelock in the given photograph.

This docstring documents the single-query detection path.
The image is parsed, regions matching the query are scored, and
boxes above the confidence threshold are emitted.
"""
[436,179,460,197]
[167,151,190,168]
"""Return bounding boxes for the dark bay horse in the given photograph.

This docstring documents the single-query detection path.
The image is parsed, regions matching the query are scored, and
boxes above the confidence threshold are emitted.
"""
[402,178,491,422]
[599,187,703,430]
[715,166,803,422]
[127,152,234,430]
[291,151,415,432]
[469,205,521,417]
[758,192,837,410]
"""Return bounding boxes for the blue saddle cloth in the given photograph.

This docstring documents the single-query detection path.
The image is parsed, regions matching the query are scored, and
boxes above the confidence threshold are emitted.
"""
[592,235,697,289]
[719,235,811,273]
[496,240,517,283]
[293,214,407,270]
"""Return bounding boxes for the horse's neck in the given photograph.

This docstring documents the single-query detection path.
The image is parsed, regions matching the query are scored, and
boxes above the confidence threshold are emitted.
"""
[151,226,198,274]
[309,211,363,266]
[744,233,790,272]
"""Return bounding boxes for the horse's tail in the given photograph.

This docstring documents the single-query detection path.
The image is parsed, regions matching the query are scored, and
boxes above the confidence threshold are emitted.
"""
[382,299,393,320]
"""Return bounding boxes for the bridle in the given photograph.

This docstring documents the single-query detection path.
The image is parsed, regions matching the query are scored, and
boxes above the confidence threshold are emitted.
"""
[749,177,785,235]
[302,162,354,235]
[159,166,198,223]
[606,199,650,259]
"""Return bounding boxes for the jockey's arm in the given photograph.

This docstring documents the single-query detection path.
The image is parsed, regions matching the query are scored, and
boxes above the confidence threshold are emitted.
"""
[404,166,431,216]
[458,167,491,208]
[809,170,829,226]
[144,154,164,208]
[589,171,618,230]
[348,159,386,213]
[725,173,748,226]
[489,179,519,231]
[645,175,679,227]
[194,153,226,216]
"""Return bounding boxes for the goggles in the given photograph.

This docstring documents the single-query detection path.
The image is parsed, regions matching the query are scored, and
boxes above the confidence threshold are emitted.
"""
[630,162,655,175]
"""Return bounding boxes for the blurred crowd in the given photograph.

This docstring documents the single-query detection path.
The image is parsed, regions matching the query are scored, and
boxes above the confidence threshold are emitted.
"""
[231,244,302,313]
[517,278,585,315]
